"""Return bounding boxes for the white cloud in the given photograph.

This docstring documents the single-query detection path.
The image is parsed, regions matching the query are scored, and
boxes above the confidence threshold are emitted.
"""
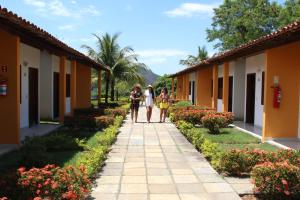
[24,0,45,8]
[58,24,77,31]
[23,0,101,18]
[165,3,220,17]
[80,5,101,16]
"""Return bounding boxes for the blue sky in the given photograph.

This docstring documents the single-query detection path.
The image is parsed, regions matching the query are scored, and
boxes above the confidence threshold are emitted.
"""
[0,0,285,75]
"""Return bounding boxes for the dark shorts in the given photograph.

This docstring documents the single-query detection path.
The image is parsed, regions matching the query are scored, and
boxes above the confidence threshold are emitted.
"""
[131,102,140,111]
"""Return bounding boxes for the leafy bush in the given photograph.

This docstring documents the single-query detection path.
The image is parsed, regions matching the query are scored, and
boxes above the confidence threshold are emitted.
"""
[176,120,194,136]
[202,114,228,134]
[74,108,104,116]
[251,161,300,199]
[74,116,123,177]
[174,101,193,107]
[105,108,126,118]
[219,149,272,176]
[95,116,115,129]
[17,164,91,200]
[172,110,209,124]
[219,149,300,176]
[65,115,114,130]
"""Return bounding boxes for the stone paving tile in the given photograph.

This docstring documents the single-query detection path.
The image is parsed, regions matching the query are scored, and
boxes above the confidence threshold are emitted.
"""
[120,184,148,193]
[148,184,177,194]
[90,106,241,199]
[176,184,206,193]
[118,194,148,200]
[179,194,207,200]
[150,194,181,200]
[203,183,235,193]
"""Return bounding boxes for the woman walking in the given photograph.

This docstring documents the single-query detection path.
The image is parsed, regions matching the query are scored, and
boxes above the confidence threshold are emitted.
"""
[144,85,155,123]
[130,84,142,123]
[159,87,169,123]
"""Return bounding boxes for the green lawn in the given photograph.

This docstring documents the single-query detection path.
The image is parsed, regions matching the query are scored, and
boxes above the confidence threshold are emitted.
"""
[0,129,99,172]
[195,127,279,152]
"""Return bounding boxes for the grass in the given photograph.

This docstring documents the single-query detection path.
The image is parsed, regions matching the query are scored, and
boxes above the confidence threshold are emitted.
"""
[0,129,99,173]
[195,127,279,152]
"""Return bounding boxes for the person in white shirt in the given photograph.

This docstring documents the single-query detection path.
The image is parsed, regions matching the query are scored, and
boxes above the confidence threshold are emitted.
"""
[144,85,155,123]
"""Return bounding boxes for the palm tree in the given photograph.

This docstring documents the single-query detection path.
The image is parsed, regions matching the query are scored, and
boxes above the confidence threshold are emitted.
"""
[82,33,145,102]
[180,46,209,67]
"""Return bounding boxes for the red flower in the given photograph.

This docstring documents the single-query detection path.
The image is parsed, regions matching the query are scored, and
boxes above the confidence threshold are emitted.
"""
[18,167,26,174]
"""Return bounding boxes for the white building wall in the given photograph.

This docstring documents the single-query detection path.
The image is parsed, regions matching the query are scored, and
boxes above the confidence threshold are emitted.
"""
[40,51,53,119]
[245,53,265,127]
[20,43,41,128]
[52,55,60,73]
[65,60,71,115]
[233,58,246,120]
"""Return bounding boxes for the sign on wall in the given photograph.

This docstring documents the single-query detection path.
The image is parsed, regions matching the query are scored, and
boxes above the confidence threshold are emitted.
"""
[1,66,7,73]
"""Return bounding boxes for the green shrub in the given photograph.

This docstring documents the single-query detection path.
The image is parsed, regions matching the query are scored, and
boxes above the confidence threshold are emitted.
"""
[74,116,123,177]
[41,133,83,152]
[176,120,194,136]
[105,108,126,118]
[219,149,271,176]
[74,108,104,116]
[202,114,228,134]
[95,116,115,129]
[174,101,193,107]
[172,110,208,124]
[251,161,300,199]
[192,131,205,151]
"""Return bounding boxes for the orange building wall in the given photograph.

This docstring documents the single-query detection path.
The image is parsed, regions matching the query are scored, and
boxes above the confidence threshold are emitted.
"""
[183,73,189,100]
[196,66,213,107]
[76,63,91,109]
[0,30,20,144]
[263,41,300,139]
[176,75,183,100]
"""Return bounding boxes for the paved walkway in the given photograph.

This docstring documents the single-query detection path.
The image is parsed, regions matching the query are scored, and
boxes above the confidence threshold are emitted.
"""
[90,106,241,200]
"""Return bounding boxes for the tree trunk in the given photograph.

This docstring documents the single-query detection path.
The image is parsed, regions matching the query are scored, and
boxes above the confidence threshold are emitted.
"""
[116,90,119,101]
[110,78,115,101]
[105,74,110,104]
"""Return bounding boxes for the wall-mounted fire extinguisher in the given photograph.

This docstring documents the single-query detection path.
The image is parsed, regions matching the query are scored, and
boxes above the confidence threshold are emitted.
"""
[273,85,281,108]
[0,78,7,96]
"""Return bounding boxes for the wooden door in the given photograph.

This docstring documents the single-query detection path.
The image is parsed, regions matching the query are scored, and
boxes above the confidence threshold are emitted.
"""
[53,72,60,119]
[228,76,233,112]
[29,68,39,127]
[246,73,256,124]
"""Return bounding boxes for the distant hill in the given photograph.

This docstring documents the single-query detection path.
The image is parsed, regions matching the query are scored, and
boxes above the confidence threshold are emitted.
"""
[139,67,160,85]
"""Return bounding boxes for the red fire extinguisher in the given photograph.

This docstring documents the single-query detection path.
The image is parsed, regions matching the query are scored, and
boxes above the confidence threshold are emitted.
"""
[273,85,281,108]
[0,79,7,96]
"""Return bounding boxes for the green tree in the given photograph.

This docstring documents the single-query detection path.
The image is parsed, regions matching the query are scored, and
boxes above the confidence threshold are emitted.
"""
[279,0,300,27]
[207,0,281,50]
[82,33,145,102]
[179,46,208,67]
[153,75,176,97]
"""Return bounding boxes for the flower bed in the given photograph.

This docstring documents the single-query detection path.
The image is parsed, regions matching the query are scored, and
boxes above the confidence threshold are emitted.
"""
[251,161,300,199]
[0,104,125,199]
[174,119,300,198]
[17,165,91,200]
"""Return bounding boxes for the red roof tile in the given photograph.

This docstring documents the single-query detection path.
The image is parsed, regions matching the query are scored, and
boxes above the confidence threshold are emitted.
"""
[0,6,108,71]
[170,20,300,77]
